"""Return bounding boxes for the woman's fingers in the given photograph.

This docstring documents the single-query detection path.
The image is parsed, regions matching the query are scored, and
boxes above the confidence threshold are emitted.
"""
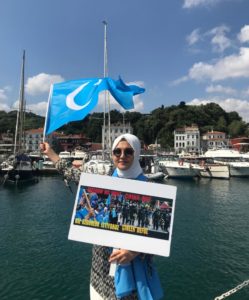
[109,249,138,264]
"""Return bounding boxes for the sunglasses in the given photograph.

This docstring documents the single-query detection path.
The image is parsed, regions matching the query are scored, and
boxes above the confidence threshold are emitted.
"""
[113,147,134,157]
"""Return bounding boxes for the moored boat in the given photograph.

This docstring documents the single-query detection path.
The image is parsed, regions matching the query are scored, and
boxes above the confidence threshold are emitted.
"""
[199,162,230,179]
[203,148,249,177]
[3,51,38,185]
[140,154,166,181]
[83,159,112,175]
[59,151,72,160]
[157,156,202,178]
[3,154,38,185]
[38,157,58,174]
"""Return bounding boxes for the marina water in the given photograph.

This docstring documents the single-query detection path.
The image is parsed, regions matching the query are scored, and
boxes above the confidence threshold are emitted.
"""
[1,175,249,300]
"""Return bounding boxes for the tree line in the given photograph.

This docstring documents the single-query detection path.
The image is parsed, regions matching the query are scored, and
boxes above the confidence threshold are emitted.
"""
[0,102,248,148]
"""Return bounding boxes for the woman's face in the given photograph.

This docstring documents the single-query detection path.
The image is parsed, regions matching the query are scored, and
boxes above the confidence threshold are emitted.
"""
[112,140,134,171]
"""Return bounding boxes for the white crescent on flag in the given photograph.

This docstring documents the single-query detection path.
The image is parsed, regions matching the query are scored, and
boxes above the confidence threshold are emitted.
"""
[66,79,103,111]
[66,82,91,111]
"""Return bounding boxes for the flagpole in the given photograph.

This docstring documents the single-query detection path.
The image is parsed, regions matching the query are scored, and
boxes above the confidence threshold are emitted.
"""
[102,21,107,158]
[103,20,111,157]
[43,85,53,142]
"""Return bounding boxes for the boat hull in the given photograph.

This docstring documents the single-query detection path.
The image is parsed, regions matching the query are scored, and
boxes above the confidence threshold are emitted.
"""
[229,163,249,177]
[4,169,38,184]
[200,165,229,179]
[146,172,165,181]
[164,166,200,178]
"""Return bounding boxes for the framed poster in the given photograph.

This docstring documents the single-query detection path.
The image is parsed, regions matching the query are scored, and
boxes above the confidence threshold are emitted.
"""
[68,173,177,257]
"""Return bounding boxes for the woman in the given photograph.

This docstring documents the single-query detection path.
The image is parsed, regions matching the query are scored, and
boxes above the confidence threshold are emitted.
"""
[40,134,163,300]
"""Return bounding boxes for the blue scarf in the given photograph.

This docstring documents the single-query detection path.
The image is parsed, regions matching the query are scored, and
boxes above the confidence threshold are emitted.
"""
[112,169,164,300]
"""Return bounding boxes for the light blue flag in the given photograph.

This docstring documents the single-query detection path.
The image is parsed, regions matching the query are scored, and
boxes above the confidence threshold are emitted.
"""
[44,77,145,135]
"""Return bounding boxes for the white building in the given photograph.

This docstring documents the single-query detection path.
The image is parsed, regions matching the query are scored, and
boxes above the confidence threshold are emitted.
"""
[24,128,44,152]
[174,125,200,154]
[0,132,14,155]
[201,130,227,151]
[102,123,133,150]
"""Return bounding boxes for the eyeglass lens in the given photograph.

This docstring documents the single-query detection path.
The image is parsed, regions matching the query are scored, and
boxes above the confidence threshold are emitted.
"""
[113,148,134,157]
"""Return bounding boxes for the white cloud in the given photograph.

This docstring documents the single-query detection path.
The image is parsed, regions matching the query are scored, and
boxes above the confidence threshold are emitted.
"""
[188,47,249,81]
[238,25,249,43]
[0,88,8,101]
[186,97,249,121]
[25,73,64,96]
[183,0,221,9]
[1,99,47,116]
[186,28,201,46]
[206,84,236,95]
[0,86,13,111]
[208,25,231,53]
[243,87,249,96]
[12,100,20,110]
[186,25,231,54]
[0,103,10,111]
[96,92,144,113]
[171,76,189,86]
[133,96,144,111]
[26,101,48,117]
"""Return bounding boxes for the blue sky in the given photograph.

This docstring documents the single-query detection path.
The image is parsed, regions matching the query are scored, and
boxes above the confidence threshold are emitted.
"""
[1,0,249,122]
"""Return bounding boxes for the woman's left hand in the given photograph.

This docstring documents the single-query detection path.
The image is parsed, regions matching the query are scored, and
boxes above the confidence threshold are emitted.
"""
[109,249,139,265]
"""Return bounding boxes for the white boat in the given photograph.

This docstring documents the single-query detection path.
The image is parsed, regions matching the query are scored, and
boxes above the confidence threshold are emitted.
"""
[241,152,249,160]
[180,156,230,180]
[83,159,112,175]
[203,148,249,177]
[226,161,249,177]
[0,159,14,173]
[146,172,166,181]
[38,157,57,174]
[199,163,230,179]
[204,148,241,159]
[140,154,166,181]
[59,151,72,159]
[28,151,43,159]
[71,149,89,160]
[157,157,202,178]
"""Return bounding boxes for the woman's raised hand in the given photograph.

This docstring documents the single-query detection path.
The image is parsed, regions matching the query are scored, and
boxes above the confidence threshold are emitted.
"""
[40,142,60,163]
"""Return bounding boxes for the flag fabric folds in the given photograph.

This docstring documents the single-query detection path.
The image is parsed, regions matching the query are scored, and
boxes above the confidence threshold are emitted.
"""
[44,77,145,135]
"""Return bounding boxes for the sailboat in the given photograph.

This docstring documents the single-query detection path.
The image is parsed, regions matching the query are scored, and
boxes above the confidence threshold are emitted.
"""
[3,51,38,185]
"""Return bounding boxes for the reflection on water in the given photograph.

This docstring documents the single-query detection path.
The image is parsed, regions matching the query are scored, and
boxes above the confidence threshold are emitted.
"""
[1,176,249,300]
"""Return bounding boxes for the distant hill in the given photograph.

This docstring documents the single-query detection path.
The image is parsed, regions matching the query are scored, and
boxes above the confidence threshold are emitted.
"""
[0,110,45,133]
[1,102,248,148]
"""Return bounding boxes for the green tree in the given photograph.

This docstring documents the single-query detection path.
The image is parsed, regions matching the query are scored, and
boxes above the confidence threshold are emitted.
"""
[216,116,227,132]
[228,120,247,137]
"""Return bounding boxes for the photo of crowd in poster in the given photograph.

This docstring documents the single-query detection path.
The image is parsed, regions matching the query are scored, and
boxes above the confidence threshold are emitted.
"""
[74,185,173,240]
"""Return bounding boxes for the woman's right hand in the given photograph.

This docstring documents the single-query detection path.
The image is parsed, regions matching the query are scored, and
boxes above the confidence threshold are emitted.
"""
[40,142,60,163]
[40,142,50,155]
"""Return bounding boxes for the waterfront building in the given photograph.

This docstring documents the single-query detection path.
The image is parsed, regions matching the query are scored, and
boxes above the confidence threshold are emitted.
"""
[174,124,200,154]
[55,133,91,152]
[0,131,14,155]
[24,128,44,152]
[102,122,133,150]
[201,130,228,152]
[230,136,249,152]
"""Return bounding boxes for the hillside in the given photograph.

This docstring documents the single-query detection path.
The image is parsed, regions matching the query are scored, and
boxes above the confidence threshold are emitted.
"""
[1,102,248,148]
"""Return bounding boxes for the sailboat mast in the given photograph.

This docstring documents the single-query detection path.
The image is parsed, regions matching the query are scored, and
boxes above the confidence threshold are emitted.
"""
[14,50,25,155]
